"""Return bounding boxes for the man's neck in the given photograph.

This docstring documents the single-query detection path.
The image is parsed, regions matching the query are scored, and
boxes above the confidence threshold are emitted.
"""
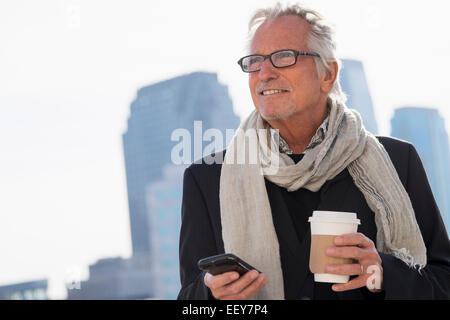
[267,101,329,154]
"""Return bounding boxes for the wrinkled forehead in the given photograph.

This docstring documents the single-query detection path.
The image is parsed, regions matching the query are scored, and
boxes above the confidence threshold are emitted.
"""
[250,15,311,54]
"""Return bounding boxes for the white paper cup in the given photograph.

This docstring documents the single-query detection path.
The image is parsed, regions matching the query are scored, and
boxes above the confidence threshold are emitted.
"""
[308,211,360,283]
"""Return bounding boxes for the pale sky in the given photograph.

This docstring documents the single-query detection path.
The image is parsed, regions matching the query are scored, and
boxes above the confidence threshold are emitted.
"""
[1,0,449,299]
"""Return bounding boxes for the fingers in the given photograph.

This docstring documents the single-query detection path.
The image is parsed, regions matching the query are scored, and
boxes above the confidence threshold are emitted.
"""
[216,270,259,298]
[204,270,268,300]
[331,276,367,292]
[326,232,377,260]
[222,272,268,300]
[326,237,382,269]
[326,246,365,260]
[325,232,384,292]
[334,233,374,248]
[204,271,239,290]
[325,263,363,276]
[330,264,384,292]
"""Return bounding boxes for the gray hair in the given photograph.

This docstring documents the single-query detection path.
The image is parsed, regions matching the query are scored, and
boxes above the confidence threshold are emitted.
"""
[247,2,346,104]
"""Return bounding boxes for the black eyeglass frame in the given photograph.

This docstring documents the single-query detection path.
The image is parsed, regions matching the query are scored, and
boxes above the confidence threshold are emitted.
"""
[237,49,320,73]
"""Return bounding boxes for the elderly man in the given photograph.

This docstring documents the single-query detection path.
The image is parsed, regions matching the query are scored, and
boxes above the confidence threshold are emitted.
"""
[178,3,450,300]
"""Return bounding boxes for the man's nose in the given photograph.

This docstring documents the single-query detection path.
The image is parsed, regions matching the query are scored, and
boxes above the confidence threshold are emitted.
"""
[258,58,279,81]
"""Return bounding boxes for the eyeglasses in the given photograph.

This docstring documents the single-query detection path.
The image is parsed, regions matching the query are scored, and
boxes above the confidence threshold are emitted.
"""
[237,49,320,73]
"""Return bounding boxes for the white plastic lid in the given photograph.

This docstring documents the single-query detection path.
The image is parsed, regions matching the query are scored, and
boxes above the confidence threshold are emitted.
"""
[308,210,360,224]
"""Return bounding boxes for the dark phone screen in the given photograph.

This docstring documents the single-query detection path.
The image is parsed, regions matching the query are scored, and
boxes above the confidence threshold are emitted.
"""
[198,254,258,276]
[206,261,249,276]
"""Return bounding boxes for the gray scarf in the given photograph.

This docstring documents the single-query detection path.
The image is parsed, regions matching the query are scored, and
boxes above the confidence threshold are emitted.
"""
[219,99,427,300]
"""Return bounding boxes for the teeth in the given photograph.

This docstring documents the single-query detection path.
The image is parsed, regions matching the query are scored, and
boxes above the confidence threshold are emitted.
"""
[262,89,284,95]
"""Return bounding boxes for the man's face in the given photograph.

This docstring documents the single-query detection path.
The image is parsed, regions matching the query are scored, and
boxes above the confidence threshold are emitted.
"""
[249,15,323,121]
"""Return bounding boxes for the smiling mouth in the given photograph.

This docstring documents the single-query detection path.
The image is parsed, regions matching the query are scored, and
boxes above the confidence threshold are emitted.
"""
[260,89,289,96]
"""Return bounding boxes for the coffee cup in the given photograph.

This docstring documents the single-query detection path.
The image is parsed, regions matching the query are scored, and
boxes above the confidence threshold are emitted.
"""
[308,211,360,283]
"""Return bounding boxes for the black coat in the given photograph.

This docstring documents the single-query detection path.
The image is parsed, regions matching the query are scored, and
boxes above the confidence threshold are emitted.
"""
[178,136,450,299]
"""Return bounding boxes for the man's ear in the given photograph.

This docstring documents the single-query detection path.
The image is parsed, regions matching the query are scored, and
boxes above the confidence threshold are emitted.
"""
[320,60,338,94]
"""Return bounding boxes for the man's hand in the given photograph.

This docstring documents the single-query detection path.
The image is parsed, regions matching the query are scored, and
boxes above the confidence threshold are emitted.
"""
[325,232,384,292]
[204,270,268,300]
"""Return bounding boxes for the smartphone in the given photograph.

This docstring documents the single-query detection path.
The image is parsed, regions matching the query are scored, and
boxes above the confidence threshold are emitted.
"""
[198,253,260,276]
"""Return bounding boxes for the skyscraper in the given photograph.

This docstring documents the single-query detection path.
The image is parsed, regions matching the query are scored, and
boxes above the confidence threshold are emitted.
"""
[67,255,153,300]
[0,279,48,300]
[146,164,186,299]
[391,107,450,232]
[122,72,240,256]
[340,59,379,134]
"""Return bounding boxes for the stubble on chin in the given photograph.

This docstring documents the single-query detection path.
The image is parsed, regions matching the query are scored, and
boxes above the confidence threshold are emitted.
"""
[258,103,298,122]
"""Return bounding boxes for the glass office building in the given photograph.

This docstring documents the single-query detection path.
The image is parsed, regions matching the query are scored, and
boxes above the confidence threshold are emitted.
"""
[0,279,48,300]
[340,59,379,134]
[146,165,187,299]
[122,71,240,255]
[67,255,153,300]
[391,107,450,232]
